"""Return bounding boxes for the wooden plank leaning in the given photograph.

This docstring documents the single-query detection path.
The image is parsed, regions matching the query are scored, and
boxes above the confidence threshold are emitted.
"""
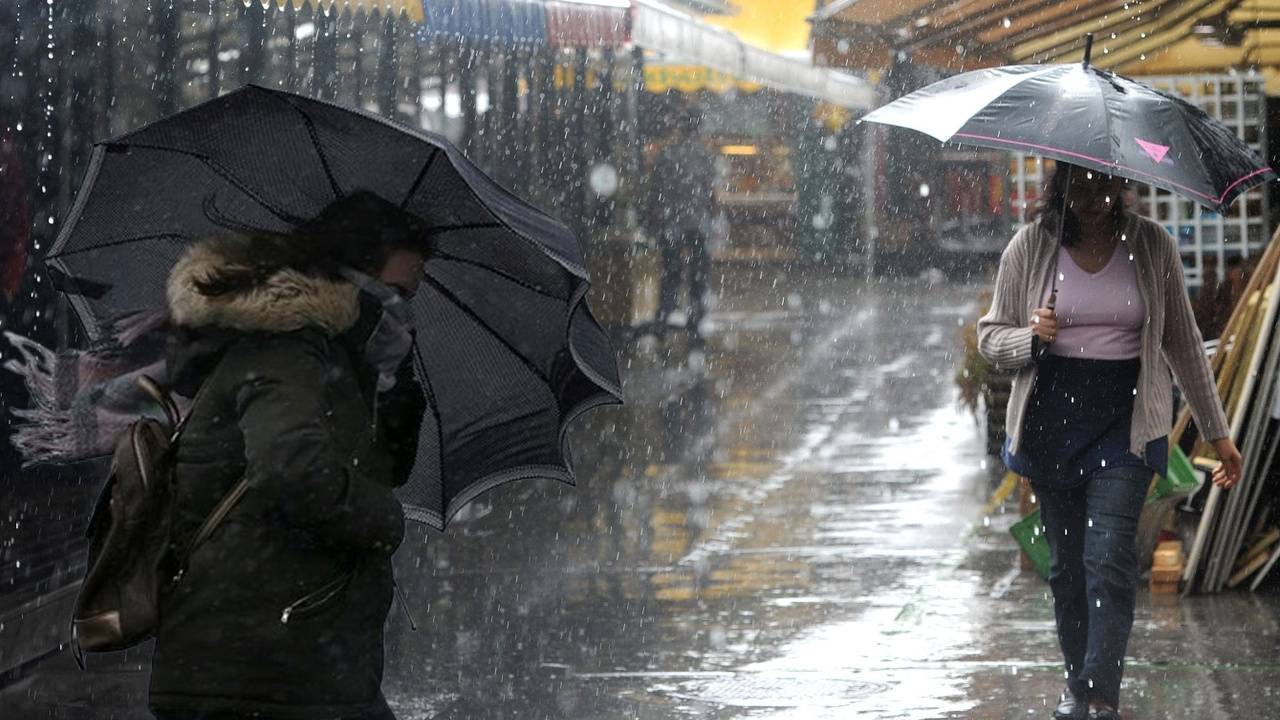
[1204,281,1280,591]
[1210,282,1280,591]
[1182,231,1280,593]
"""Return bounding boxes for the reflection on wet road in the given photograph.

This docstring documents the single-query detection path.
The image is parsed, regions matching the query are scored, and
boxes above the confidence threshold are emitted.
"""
[383,272,1010,718]
[378,267,1280,720]
[7,267,1280,718]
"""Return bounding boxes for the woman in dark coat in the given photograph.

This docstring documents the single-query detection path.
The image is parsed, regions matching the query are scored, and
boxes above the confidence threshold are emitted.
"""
[148,192,427,720]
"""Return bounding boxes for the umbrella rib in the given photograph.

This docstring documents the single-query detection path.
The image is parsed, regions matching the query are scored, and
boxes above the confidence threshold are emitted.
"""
[275,94,344,199]
[421,274,552,386]
[1094,68,1115,179]
[110,142,310,225]
[426,222,505,233]
[401,150,441,210]
[410,340,448,504]
[45,233,186,259]
[430,250,568,301]
[288,88,585,277]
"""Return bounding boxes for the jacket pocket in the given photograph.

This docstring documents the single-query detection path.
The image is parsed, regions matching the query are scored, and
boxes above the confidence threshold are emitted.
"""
[279,567,354,625]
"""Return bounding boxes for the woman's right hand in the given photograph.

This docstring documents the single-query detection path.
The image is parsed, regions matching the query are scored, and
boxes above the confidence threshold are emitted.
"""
[1030,293,1059,344]
[1210,437,1243,489]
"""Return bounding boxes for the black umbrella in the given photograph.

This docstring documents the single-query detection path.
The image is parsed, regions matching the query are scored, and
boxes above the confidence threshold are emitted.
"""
[860,38,1275,215]
[44,84,623,529]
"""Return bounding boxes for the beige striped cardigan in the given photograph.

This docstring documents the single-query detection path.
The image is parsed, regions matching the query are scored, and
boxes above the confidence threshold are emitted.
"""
[977,213,1230,459]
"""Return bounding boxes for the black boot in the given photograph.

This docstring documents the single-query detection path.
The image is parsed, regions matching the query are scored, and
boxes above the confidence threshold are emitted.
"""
[1053,690,1088,720]
[1089,707,1120,720]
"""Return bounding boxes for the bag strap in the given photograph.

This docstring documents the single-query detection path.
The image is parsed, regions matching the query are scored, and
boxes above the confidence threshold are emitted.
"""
[140,367,250,585]
[173,476,250,585]
[172,374,216,439]
[135,372,216,443]
[136,375,180,429]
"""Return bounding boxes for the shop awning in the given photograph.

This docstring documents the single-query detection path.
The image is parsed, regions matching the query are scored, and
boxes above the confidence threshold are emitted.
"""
[544,0,629,46]
[411,0,631,46]
[632,0,875,109]
[417,0,548,44]
[284,0,627,45]
[287,0,425,22]
[808,0,1280,87]
[276,0,876,105]
[643,64,763,93]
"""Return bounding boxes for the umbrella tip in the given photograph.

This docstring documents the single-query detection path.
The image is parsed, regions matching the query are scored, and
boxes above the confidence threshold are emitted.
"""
[1083,33,1094,66]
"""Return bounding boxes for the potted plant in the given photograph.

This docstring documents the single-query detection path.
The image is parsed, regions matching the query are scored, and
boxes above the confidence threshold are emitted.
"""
[954,290,1014,455]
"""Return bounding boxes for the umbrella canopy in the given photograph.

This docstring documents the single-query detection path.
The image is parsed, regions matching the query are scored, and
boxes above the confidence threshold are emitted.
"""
[45,84,623,529]
[860,61,1276,214]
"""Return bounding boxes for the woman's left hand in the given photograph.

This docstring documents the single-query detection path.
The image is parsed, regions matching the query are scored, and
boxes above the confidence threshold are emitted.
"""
[1210,437,1243,489]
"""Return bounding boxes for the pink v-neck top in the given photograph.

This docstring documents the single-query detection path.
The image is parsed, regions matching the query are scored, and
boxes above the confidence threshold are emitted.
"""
[979,214,1229,458]
[1045,241,1144,360]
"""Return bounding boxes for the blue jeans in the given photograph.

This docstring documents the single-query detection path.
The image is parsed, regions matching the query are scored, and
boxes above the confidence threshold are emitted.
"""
[1033,465,1150,709]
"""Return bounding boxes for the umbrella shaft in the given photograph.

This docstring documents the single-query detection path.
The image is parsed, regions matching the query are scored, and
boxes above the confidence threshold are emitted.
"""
[1049,165,1073,307]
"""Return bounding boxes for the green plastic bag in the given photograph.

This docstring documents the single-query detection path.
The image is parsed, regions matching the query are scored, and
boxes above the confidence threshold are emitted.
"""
[1010,447,1202,579]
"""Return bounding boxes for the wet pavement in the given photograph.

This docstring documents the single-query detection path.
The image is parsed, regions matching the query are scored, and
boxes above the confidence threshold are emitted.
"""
[5,264,1280,719]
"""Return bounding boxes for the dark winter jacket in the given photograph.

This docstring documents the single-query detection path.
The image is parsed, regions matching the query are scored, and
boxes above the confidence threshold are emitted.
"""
[148,236,420,719]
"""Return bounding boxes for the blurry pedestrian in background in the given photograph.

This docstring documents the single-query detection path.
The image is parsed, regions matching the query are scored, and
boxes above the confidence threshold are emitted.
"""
[1192,253,1222,338]
[978,162,1241,720]
[650,104,717,334]
[1218,255,1251,338]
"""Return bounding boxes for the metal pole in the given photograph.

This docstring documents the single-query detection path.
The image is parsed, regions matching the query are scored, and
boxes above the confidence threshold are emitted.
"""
[314,9,338,100]
[533,46,555,210]
[570,46,589,234]
[595,47,615,229]
[459,38,478,159]
[154,0,179,117]
[376,11,399,117]
[242,0,268,87]
[861,123,878,281]
[351,12,367,106]
[207,6,222,98]
[284,5,298,93]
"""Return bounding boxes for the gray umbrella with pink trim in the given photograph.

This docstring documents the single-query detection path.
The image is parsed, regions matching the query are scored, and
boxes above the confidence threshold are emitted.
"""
[860,36,1275,215]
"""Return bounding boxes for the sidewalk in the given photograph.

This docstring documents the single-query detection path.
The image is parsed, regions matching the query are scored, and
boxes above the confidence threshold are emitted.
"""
[3,268,1280,720]
[9,474,1280,720]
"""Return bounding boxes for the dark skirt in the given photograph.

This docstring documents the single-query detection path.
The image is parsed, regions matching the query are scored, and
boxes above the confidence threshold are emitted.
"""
[1004,354,1166,489]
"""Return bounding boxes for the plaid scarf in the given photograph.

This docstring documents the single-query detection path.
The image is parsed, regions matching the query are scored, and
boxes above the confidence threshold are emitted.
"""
[3,309,178,465]
[5,290,413,466]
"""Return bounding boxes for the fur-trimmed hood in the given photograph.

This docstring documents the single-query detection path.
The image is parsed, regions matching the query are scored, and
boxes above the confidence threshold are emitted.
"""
[167,235,360,335]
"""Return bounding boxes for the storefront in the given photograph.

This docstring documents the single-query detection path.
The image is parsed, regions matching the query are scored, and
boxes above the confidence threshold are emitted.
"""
[631,1,873,261]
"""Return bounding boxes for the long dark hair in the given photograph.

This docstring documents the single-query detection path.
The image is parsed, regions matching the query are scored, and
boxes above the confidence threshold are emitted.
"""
[196,191,433,296]
[1035,162,1127,247]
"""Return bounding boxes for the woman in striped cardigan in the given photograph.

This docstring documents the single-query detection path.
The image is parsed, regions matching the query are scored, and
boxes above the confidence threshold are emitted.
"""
[978,163,1241,720]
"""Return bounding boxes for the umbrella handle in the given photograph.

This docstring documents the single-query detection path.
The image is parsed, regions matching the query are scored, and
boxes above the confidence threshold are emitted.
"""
[1048,162,1072,313]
